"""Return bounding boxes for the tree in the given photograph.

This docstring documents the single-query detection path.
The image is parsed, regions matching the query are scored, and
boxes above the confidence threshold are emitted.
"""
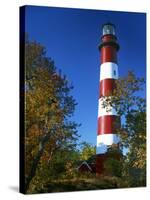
[102,71,146,185]
[79,142,96,161]
[104,146,123,177]
[24,37,80,193]
[122,110,146,186]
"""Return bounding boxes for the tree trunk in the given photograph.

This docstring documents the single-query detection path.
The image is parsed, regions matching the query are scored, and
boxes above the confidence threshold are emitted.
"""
[25,133,51,193]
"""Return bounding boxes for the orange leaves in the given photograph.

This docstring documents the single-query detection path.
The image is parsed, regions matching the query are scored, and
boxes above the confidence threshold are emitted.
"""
[24,39,80,193]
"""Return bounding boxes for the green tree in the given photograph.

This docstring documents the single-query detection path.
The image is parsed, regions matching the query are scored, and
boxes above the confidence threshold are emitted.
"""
[79,142,96,161]
[104,146,123,177]
[24,38,80,193]
[102,71,146,185]
[122,111,146,186]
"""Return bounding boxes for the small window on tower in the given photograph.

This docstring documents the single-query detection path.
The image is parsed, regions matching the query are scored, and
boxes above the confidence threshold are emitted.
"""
[114,70,116,76]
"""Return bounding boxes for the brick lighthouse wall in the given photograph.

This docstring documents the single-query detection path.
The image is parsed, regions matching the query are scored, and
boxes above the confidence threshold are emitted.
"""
[96,26,120,174]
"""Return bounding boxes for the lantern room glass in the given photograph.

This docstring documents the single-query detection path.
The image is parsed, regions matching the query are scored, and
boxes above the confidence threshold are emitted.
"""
[102,24,115,36]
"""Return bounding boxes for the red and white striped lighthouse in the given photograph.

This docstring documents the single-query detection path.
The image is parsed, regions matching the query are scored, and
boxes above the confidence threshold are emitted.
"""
[96,23,120,174]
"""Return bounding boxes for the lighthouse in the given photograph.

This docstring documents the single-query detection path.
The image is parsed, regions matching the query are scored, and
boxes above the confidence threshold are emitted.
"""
[96,23,120,174]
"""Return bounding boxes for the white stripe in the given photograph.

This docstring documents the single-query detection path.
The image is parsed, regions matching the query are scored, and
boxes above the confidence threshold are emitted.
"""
[100,62,118,81]
[98,98,117,117]
[96,134,120,154]
[97,134,120,146]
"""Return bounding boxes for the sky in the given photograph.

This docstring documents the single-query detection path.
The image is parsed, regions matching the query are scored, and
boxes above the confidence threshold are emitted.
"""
[24,5,146,146]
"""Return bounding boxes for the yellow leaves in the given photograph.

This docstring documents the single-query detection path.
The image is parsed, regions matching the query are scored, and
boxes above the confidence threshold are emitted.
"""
[80,143,96,161]
[27,124,42,137]
[138,133,146,140]
[65,161,74,176]
[132,144,146,169]
[25,68,60,126]
[24,40,80,193]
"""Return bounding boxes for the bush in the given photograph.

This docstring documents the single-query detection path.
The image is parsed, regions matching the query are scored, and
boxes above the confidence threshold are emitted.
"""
[104,158,122,177]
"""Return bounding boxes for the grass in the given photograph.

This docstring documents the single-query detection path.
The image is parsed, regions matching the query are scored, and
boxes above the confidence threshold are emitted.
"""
[27,173,146,194]
[39,176,128,193]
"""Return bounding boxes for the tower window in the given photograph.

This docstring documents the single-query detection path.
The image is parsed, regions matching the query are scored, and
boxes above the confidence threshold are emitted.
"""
[114,70,116,76]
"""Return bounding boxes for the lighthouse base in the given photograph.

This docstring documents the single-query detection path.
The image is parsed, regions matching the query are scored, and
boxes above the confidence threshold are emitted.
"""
[96,154,107,175]
[96,147,122,175]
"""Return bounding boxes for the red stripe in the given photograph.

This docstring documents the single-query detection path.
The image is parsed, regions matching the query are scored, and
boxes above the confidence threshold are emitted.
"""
[102,35,116,43]
[101,46,117,63]
[97,115,120,135]
[99,79,116,97]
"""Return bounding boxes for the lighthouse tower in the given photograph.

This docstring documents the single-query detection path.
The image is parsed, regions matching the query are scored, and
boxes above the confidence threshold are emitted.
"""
[96,23,120,174]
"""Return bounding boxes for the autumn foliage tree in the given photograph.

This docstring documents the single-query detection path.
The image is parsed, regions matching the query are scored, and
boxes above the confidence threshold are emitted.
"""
[24,37,80,193]
[102,71,146,186]
[79,142,96,161]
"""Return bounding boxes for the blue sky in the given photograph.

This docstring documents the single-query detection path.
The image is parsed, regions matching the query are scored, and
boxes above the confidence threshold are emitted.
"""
[24,6,146,146]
